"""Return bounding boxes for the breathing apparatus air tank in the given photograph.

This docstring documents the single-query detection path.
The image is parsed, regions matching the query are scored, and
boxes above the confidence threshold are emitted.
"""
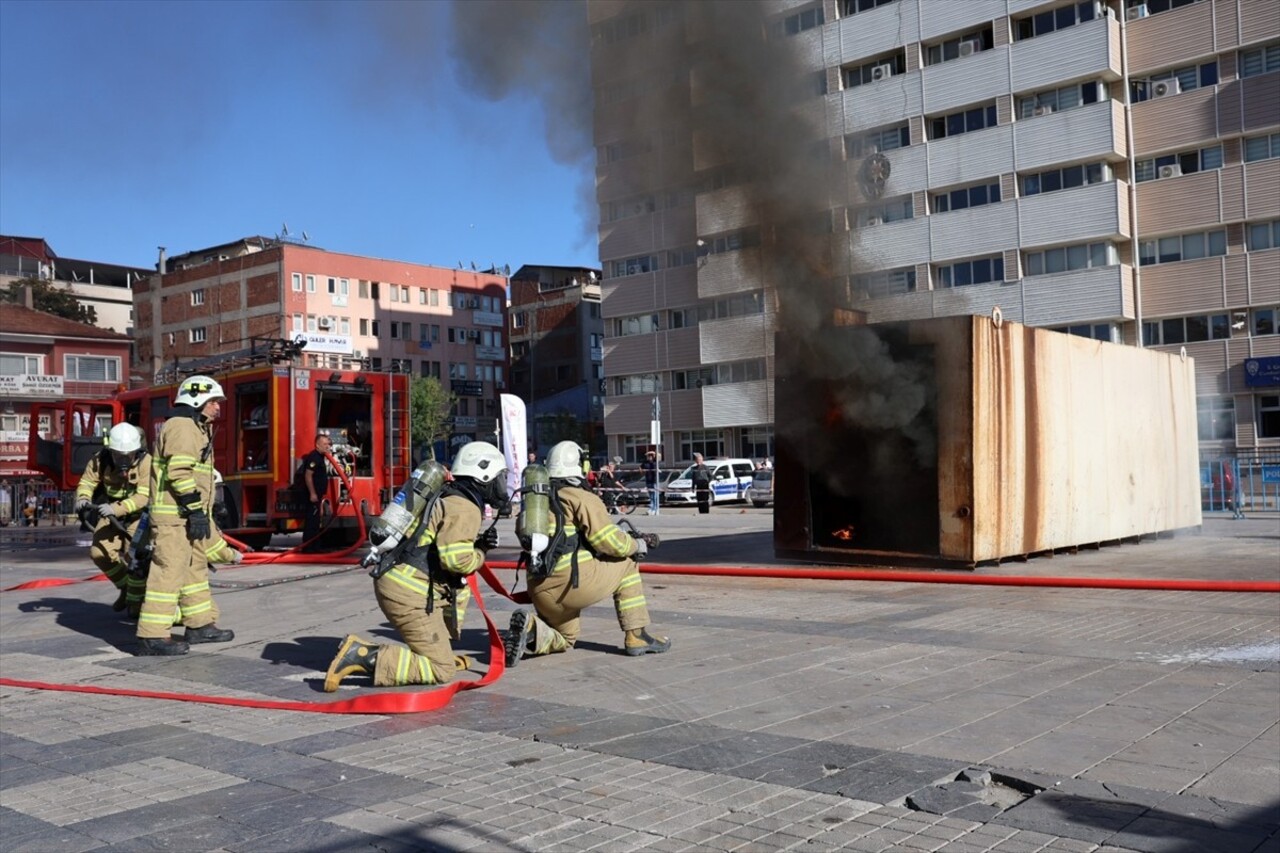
[516,464,551,570]
[365,459,448,562]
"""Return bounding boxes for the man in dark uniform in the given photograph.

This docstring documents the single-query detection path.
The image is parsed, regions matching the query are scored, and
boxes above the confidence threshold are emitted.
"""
[299,433,332,551]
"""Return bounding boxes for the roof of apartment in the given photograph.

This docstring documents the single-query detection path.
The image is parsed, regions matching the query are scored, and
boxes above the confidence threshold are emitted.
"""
[0,303,130,341]
[0,236,56,262]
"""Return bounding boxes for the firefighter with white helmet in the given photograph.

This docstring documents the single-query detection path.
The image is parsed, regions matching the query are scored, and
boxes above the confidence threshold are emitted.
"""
[74,422,152,617]
[135,374,236,656]
[504,440,670,667]
[324,441,508,691]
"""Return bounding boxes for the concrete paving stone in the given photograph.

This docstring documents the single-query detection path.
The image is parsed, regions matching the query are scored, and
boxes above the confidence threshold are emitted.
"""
[818,751,963,801]
[310,771,436,807]
[988,731,1132,777]
[1106,812,1273,853]
[271,727,371,756]
[227,822,422,853]
[90,723,190,747]
[88,817,265,851]
[5,826,104,853]
[0,755,71,788]
[221,791,353,831]
[992,791,1148,843]
[1186,753,1280,806]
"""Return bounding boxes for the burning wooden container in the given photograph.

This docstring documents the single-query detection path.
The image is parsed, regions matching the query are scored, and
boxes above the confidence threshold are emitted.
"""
[774,313,1201,568]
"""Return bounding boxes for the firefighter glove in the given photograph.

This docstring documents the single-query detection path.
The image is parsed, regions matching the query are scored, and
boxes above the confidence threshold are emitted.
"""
[74,498,92,514]
[186,509,211,541]
[632,537,648,560]
[226,549,243,565]
[474,526,499,553]
[96,503,116,519]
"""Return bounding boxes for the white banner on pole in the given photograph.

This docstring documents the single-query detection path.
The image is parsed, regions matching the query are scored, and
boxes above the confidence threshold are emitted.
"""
[499,394,528,500]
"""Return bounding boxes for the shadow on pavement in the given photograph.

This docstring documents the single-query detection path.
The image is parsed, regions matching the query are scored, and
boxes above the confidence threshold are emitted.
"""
[15,596,136,652]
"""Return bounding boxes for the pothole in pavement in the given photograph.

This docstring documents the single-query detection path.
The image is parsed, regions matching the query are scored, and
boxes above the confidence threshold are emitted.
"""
[902,767,1043,823]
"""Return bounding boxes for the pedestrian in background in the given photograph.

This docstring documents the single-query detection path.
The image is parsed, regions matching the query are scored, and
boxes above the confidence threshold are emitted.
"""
[299,433,333,551]
[691,452,712,514]
[642,450,660,516]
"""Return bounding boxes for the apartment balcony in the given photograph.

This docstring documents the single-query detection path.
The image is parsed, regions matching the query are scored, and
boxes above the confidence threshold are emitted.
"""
[702,379,772,428]
[1139,256,1230,318]
[921,47,1010,118]
[928,123,1015,188]
[1022,264,1131,326]
[859,216,930,270]
[1019,179,1129,249]
[919,0,1007,41]
[1135,169,1229,236]
[697,247,764,300]
[695,185,756,236]
[844,143,928,202]
[604,332,663,376]
[1013,99,1125,173]
[930,201,1018,262]
[598,214,660,263]
[1009,15,1121,95]
[698,313,773,364]
[829,72,923,137]
[827,0,921,61]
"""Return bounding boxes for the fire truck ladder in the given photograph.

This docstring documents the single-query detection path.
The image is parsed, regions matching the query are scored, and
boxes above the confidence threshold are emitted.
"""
[387,379,408,472]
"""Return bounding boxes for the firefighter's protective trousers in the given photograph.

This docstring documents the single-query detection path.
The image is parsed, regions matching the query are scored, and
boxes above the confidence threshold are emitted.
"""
[525,486,652,656]
[77,452,152,609]
[370,494,484,686]
[137,414,220,640]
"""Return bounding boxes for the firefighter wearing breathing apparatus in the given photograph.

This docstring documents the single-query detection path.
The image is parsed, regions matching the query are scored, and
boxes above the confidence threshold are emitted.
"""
[74,422,152,617]
[323,441,508,692]
[135,375,237,656]
[505,441,670,667]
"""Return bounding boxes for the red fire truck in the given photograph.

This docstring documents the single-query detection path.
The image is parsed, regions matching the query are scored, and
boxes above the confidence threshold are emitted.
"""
[29,354,411,550]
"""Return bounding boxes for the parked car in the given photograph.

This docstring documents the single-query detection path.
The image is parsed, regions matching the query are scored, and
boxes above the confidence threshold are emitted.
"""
[621,468,682,504]
[664,458,756,505]
[747,469,774,507]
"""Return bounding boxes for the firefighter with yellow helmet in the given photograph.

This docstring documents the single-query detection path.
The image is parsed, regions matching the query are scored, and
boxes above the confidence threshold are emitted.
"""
[324,441,508,691]
[74,422,152,617]
[135,375,236,656]
[505,440,670,666]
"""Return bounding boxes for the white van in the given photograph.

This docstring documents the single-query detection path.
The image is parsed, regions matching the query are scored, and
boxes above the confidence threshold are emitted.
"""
[664,458,756,505]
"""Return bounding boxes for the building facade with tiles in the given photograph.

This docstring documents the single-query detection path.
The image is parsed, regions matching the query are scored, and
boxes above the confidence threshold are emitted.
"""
[589,0,1280,465]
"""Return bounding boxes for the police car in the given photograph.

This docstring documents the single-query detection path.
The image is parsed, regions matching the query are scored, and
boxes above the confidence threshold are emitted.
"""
[664,458,756,505]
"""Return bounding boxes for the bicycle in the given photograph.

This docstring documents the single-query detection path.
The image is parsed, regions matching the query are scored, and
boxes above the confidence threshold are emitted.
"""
[600,487,643,515]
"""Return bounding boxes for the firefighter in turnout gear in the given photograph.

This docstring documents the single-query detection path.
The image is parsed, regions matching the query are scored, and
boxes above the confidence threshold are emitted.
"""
[74,422,152,617]
[324,442,508,691]
[504,441,670,667]
[135,375,236,656]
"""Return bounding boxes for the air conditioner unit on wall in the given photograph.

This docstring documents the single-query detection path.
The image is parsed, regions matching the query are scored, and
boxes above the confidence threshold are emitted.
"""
[1034,104,1055,117]
[1126,4,1148,21]
[1152,79,1181,98]
[870,63,893,82]
[865,216,883,227]
[958,39,980,58]
[1158,164,1183,179]
[317,317,333,330]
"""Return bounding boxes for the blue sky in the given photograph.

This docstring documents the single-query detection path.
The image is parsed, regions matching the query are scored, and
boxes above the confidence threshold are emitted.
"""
[0,0,598,273]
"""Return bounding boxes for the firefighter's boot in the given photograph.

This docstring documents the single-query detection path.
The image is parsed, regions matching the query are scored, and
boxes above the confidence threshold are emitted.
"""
[504,609,533,668]
[111,588,128,612]
[135,637,190,656]
[185,624,235,644]
[325,634,379,692]
[624,628,671,657]
[454,654,473,672]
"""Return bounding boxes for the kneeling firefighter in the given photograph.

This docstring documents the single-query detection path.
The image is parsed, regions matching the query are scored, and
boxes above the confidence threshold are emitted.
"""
[505,440,670,666]
[75,422,152,617]
[324,441,508,691]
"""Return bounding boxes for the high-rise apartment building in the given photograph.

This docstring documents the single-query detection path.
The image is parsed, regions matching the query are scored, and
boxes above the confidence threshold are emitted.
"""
[590,0,1279,466]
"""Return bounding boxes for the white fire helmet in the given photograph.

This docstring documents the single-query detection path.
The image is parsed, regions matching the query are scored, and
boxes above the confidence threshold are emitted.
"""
[106,423,144,468]
[174,375,225,409]
[546,441,586,480]
[451,442,506,483]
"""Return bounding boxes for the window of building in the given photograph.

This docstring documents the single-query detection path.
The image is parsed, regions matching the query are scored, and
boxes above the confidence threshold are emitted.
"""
[679,429,725,461]
[292,313,303,333]
[858,196,914,225]
[359,280,369,298]
[1139,230,1227,265]
[369,357,382,371]
[1050,323,1118,342]
[429,324,440,342]
[935,254,1005,287]
[328,277,337,295]
[696,228,761,258]
[188,327,206,344]
[769,3,824,38]
[925,27,994,66]
[613,374,663,396]
[620,435,652,464]
[853,268,918,298]
[191,288,205,306]
[1125,0,1204,16]
[1142,313,1231,344]
[1253,307,1279,336]
[841,51,907,89]
[1014,1,1101,41]
[307,316,317,332]
[607,254,660,278]
[740,427,774,460]
[674,367,716,390]
[603,194,657,223]
[306,275,316,293]
[932,180,1001,214]
[1246,220,1280,251]
[1244,132,1280,162]
[613,313,661,337]
[0,353,41,375]
[512,311,527,330]
[1022,162,1110,196]
[64,355,119,382]
[292,273,303,292]
[842,0,899,14]
[399,285,409,302]
[666,246,698,269]
[1134,145,1223,182]
[696,290,767,321]
[340,278,350,297]
[339,318,350,335]
[371,320,380,337]
[1025,242,1115,276]
[1131,61,1218,102]
[390,285,399,303]
[845,124,910,158]
[717,359,766,384]
[390,322,400,340]
[1018,80,1105,119]
[1239,43,1280,78]
[371,282,380,300]
[1259,394,1280,438]
[1198,397,1236,440]
[928,103,998,140]
[359,318,369,336]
